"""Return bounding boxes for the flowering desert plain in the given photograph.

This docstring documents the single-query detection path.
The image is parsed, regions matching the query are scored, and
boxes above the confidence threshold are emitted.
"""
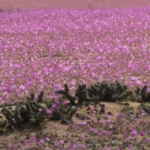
[0,0,150,150]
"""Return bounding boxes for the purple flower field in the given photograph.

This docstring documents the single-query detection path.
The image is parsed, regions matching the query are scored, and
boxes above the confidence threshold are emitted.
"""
[0,8,150,103]
[0,7,150,150]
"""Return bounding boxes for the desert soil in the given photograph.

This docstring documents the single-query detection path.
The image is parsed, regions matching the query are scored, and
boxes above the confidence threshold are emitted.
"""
[0,101,141,149]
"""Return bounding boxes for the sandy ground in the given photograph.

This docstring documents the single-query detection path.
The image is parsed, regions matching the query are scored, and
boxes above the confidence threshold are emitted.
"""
[0,101,141,149]
[0,0,150,9]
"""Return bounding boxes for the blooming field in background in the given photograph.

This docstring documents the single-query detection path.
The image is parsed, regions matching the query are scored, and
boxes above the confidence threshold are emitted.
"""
[0,8,150,103]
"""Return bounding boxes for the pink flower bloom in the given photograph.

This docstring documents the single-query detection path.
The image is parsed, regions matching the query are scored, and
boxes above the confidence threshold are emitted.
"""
[132,130,137,136]
[39,108,42,112]
[56,101,60,104]
[80,134,85,139]
[46,109,51,114]
[89,105,94,110]
[52,104,56,108]
[147,88,150,93]
[72,142,78,149]
[54,141,59,147]
[53,94,58,99]
[140,131,146,137]
[70,80,76,86]
[8,143,13,149]
[128,145,132,149]
[63,101,69,105]
[19,85,25,90]
[68,123,73,128]
[116,146,122,150]
[46,137,50,141]
[39,139,44,145]
[12,118,15,121]
[77,121,87,126]
[81,144,86,149]
[59,140,64,145]
[105,114,110,119]
[136,80,142,86]
[32,136,37,142]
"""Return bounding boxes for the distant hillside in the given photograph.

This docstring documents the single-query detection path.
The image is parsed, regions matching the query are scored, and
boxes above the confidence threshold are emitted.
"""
[0,0,150,9]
